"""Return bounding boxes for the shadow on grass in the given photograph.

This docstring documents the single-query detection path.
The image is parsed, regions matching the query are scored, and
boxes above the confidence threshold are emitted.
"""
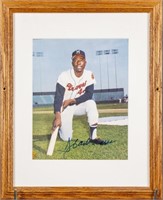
[33,134,51,154]
[33,134,62,155]
[33,143,47,154]
[33,134,51,141]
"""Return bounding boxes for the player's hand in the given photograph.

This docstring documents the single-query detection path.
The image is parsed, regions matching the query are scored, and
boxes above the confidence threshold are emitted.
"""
[62,99,76,109]
[52,112,61,130]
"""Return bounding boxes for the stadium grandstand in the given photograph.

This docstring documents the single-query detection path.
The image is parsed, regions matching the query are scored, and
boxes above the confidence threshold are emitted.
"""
[33,88,126,107]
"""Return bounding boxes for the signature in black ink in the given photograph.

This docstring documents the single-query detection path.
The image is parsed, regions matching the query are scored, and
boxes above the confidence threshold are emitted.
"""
[62,138,115,159]
[59,138,115,159]
[64,138,91,153]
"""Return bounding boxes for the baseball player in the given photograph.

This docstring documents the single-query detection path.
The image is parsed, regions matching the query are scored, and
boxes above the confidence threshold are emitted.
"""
[52,50,108,145]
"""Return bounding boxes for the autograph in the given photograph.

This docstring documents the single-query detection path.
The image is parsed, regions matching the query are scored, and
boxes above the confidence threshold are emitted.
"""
[62,138,115,159]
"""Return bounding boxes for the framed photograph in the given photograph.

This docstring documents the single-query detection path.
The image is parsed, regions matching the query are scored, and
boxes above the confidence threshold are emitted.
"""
[0,0,162,199]
[32,38,128,160]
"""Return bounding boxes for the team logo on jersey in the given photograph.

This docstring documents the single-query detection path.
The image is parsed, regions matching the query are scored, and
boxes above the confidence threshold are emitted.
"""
[66,81,87,95]
[91,73,94,79]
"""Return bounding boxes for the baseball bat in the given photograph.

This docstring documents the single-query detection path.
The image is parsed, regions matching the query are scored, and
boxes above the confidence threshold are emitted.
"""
[46,103,70,156]
[47,126,59,156]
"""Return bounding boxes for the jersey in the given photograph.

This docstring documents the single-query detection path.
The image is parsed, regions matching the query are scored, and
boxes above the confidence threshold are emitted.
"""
[54,69,96,112]
[57,69,96,100]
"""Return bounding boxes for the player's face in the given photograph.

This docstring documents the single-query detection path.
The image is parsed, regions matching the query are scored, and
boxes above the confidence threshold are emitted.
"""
[72,55,86,74]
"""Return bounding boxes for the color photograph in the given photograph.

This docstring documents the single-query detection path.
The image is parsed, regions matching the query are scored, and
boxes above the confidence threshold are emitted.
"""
[32,39,128,160]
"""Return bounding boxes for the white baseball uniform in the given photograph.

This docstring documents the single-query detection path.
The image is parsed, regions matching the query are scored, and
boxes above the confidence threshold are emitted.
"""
[54,68,99,141]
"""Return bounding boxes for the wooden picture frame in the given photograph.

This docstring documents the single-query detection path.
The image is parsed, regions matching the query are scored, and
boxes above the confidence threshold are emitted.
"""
[0,0,162,199]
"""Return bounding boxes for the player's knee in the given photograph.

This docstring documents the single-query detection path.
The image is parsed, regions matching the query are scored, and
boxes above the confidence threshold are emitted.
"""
[86,99,97,109]
[86,100,99,124]
[85,100,98,114]
[59,129,73,141]
[59,134,72,141]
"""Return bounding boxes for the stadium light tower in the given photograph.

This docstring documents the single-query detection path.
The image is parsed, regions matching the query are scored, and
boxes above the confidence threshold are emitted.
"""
[33,51,44,57]
[33,51,44,92]
[104,50,110,90]
[111,49,118,89]
[96,50,103,91]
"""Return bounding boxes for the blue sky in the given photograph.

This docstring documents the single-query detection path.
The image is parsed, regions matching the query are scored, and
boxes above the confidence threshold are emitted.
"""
[33,39,128,95]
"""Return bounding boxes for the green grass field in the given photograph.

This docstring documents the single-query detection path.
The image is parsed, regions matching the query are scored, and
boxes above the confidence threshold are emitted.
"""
[33,103,128,160]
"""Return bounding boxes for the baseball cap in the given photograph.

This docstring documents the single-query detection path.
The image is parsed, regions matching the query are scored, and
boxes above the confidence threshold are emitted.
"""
[72,50,85,59]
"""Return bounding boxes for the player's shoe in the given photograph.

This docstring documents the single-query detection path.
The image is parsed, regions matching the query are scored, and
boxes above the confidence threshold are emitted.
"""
[90,138,109,145]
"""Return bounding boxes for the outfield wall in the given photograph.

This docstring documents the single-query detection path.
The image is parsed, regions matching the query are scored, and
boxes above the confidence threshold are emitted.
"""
[33,88,125,107]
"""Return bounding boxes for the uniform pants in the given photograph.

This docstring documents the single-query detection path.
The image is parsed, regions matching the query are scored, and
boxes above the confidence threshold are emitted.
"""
[59,100,98,141]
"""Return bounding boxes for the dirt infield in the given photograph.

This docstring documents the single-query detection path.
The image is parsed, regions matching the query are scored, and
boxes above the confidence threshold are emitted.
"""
[98,116,128,126]
[98,109,128,113]
[33,108,128,114]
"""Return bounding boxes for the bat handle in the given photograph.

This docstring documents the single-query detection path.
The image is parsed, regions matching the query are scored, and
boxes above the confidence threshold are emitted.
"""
[52,126,59,133]
[47,126,59,156]
[52,125,58,131]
